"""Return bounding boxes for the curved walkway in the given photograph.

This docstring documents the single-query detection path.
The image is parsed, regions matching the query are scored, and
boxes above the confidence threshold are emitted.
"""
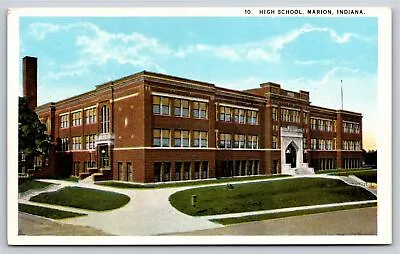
[18,174,377,236]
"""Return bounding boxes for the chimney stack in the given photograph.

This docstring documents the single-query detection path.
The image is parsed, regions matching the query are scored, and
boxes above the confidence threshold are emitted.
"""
[23,56,38,111]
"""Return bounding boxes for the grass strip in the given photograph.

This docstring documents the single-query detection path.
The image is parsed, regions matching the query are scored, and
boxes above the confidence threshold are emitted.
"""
[169,178,377,216]
[18,179,54,193]
[96,175,291,189]
[210,202,377,225]
[18,203,87,219]
[30,186,130,211]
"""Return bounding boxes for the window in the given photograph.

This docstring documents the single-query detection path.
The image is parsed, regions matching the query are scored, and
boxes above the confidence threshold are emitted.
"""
[247,111,258,125]
[311,118,317,130]
[355,141,361,150]
[174,130,190,147]
[293,111,300,123]
[272,136,277,149]
[318,120,324,131]
[251,135,258,149]
[349,141,354,150]
[343,141,349,150]
[85,107,97,124]
[327,140,333,150]
[234,109,245,124]
[355,124,360,134]
[327,121,332,132]
[61,137,69,151]
[303,112,308,124]
[101,105,110,133]
[272,108,277,120]
[319,139,325,150]
[219,133,232,148]
[233,134,245,148]
[153,129,170,147]
[219,106,232,122]
[303,138,307,149]
[193,102,207,119]
[311,139,317,150]
[60,114,69,129]
[193,131,208,147]
[85,134,95,150]
[72,136,82,150]
[153,96,170,115]
[72,111,82,127]
[174,99,190,118]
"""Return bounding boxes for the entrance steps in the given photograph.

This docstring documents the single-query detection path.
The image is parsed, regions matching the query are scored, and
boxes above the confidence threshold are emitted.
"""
[79,167,112,183]
[282,163,315,176]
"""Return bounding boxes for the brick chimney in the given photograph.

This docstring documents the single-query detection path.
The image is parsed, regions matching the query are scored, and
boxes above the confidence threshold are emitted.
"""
[23,56,38,111]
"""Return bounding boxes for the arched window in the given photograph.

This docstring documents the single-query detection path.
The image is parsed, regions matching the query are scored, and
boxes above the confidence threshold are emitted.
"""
[101,105,110,133]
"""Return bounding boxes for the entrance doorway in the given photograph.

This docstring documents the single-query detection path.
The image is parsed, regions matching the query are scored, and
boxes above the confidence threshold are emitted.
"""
[99,145,109,168]
[285,143,297,168]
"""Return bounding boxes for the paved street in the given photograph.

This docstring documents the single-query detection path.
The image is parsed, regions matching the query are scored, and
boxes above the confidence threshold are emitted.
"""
[165,207,377,236]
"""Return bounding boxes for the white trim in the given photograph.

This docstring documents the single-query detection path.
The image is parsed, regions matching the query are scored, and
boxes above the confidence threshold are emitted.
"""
[280,106,301,111]
[219,103,259,111]
[84,105,97,110]
[112,92,139,102]
[343,120,361,125]
[71,109,82,114]
[217,148,280,151]
[59,112,69,116]
[151,91,209,102]
[310,116,335,122]
[113,147,215,151]
[113,147,281,151]
[144,74,212,89]
[307,150,363,152]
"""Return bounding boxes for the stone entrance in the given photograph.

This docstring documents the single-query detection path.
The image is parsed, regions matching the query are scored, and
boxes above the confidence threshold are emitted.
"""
[280,126,314,175]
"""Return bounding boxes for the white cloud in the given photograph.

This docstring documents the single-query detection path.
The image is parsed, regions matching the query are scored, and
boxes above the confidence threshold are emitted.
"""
[30,22,171,81]
[176,23,369,63]
[294,59,334,66]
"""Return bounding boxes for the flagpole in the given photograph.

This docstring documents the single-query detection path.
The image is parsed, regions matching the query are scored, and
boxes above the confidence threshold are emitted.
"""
[341,79,343,110]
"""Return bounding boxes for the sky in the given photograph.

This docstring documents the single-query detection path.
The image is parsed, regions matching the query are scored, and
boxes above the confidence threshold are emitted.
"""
[19,17,378,150]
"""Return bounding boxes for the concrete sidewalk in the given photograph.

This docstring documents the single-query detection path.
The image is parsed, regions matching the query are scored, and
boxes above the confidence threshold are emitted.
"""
[19,175,377,236]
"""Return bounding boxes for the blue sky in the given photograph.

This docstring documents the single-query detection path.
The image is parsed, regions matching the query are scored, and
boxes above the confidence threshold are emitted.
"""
[19,17,378,149]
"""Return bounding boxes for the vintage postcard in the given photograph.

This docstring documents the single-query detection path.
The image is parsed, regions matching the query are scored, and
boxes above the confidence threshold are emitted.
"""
[7,7,392,245]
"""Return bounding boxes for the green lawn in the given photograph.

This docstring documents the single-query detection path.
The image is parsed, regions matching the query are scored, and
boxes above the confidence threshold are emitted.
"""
[18,178,54,193]
[30,186,130,211]
[96,175,291,189]
[211,202,377,225]
[19,203,87,219]
[169,178,376,216]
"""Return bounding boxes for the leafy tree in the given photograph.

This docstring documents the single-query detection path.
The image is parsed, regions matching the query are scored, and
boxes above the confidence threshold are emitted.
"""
[18,97,52,171]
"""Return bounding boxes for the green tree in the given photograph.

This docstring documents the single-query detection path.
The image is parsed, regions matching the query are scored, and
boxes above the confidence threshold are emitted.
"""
[18,97,52,172]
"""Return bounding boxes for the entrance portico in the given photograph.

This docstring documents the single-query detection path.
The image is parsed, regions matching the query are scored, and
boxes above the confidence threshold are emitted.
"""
[280,126,314,175]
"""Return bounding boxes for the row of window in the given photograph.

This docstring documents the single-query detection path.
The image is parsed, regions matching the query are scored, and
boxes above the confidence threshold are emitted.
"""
[343,122,361,134]
[280,109,301,123]
[153,96,208,119]
[59,134,96,151]
[218,106,258,125]
[310,139,336,150]
[153,129,208,148]
[311,118,336,132]
[60,108,98,129]
[343,140,361,150]
[218,133,259,149]
[154,161,209,182]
